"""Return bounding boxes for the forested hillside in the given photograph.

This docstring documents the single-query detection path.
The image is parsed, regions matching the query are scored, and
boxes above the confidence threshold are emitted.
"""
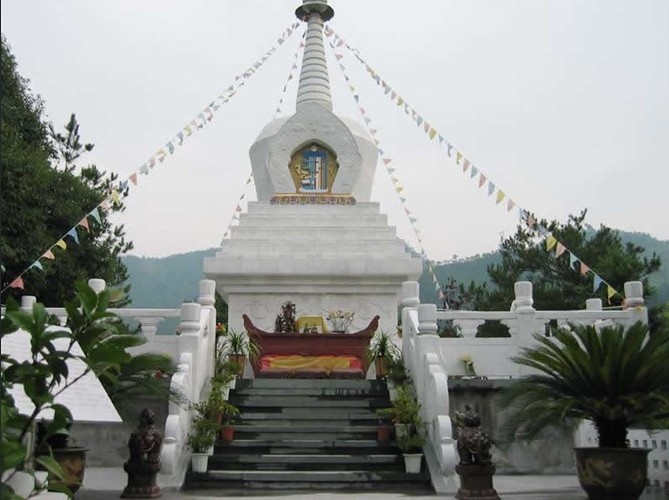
[122,231,668,309]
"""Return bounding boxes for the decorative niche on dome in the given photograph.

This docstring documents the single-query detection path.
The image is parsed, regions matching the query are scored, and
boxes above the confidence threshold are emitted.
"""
[289,143,339,194]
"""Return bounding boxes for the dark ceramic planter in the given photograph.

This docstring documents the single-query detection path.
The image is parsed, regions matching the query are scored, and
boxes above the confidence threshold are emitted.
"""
[44,447,87,494]
[574,447,650,500]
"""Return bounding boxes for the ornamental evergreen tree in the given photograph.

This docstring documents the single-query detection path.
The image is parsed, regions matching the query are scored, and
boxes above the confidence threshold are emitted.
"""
[0,35,132,305]
[476,209,661,312]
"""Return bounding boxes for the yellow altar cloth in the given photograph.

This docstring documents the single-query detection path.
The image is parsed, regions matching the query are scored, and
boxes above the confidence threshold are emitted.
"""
[261,355,362,371]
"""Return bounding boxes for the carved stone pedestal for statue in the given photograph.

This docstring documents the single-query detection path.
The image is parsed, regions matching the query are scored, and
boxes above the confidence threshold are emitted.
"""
[455,464,500,500]
[121,409,162,498]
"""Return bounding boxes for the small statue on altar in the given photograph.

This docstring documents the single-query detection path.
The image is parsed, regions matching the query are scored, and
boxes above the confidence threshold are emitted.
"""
[121,408,162,498]
[274,301,297,333]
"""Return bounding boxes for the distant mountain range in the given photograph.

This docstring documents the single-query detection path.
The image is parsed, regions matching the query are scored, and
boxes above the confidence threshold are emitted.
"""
[122,230,669,312]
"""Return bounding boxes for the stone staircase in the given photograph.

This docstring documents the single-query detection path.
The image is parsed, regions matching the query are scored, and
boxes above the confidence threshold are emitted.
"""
[184,378,432,491]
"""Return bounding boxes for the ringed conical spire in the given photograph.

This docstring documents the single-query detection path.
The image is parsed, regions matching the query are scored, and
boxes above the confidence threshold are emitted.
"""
[295,0,334,111]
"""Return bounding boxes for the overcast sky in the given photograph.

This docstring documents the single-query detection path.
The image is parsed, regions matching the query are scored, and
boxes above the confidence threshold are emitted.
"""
[2,0,668,262]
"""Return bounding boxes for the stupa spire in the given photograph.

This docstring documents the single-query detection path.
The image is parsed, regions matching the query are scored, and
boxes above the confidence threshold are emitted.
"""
[295,0,334,111]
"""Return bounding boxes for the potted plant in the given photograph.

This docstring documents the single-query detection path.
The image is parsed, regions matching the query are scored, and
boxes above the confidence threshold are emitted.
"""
[2,282,158,499]
[377,416,393,443]
[365,330,400,379]
[35,422,87,494]
[187,417,216,473]
[377,385,421,440]
[397,430,425,473]
[386,356,409,400]
[500,322,669,500]
[219,401,241,442]
[223,330,261,377]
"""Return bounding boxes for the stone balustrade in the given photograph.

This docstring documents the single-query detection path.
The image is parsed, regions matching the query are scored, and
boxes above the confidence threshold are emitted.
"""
[399,279,648,492]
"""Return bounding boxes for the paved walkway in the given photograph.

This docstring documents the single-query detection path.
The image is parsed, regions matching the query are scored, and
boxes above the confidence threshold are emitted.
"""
[75,468,668,499]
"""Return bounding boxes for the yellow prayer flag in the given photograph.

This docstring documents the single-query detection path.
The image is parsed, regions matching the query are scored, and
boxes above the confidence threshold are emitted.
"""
[395,186,404,193]
[546,234,557,251]
[429,128,437,140]
[56,239,67,250]
[607,285,616,303]
[456,152,462,165]
[496,190,505,204]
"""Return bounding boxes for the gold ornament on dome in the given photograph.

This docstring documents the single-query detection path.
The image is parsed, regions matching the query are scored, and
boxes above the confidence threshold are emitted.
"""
[289,143,339,194]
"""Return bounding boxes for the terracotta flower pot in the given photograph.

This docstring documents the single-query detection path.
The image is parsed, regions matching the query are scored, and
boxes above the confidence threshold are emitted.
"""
[230,354,246,377]
[375,357,387,379]
[574,447,650,500]
[377,425,393,443]
[220,425,234,442]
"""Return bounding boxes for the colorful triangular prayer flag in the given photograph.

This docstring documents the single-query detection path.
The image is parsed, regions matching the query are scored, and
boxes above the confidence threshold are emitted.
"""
[9,277,24,289]
[89,207,101,223]
[478,174,487,188]
[555,242,566,257]
[580,262,590,276]
[507,199,516,212]
[607,285,616,303]
[470,166,479,178]
[129,173,138,186]
[463,159,470,172]
[66,228,79,244]
[569,252,578,269]
[79,218,90,232]
[383,158,392,165]
[456,152,462,165]
[43,249,55,260]
[496,190,505,204]
[56,239,67,250]
[487,182,496,196]
[546,234,558,251]
[429,128,437,140]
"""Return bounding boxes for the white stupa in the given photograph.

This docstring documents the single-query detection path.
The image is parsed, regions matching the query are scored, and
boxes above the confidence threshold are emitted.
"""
[204,0,422,335]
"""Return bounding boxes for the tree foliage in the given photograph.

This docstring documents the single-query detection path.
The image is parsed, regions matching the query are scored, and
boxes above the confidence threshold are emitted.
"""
[0,35,132,306]
[499,322,669,447]
[476,210,661,311]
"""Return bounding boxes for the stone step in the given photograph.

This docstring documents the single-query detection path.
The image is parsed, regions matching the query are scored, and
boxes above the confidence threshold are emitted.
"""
[239,213,389,227]
[219,238,406,255]
[234,387,389,397]
[230,395,389,409]
[214,439,397,454]
[233,424,379,433]
[231,225,397,240]
[246,202,383,215]
[235,431,377,441]
[208,453,404,471]
[238,412,379,424]
[186,469,430,486]
[239,379,385,390]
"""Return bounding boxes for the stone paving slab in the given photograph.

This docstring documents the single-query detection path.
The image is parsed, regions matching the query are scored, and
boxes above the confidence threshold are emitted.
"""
[77,468,668,499]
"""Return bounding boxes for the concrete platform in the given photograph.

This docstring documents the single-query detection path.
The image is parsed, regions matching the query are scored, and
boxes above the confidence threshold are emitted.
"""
[74,467,668,499]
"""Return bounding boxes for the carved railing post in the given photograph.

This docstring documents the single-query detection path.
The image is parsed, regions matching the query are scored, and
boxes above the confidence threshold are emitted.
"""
[623,281,647,326]
[401,281,420,309]
[88,278,106,294]
[197,279,217,380]
[512,281,536,376]
[20,296,36,312]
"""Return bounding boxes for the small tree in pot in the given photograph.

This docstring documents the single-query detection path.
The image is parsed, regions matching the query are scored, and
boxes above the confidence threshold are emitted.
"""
[365,330,400,379]
[222,330,260,377]
[500,322,669,500]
